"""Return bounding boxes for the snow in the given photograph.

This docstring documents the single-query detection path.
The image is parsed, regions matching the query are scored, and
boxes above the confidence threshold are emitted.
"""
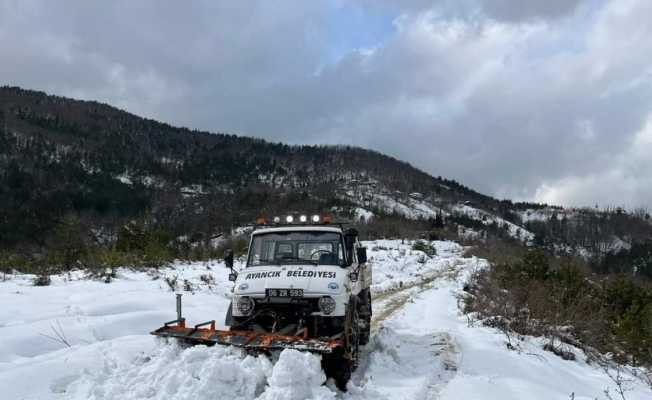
[457,225,484,241]
[1,241,651,400]
[180,184,207,197]
[337,180,442,221]
[67,343,272,399]
[605,235,632,252]
[519,209,552,223]
[370,193,440,220]
[352,207,374,222]
[337,180,535,245]
[114,173,132,185]
[258,350,334,400]
[141,175,166,188]
[232,225,255,237]
[367,239,464,295]
[518,208,575,224]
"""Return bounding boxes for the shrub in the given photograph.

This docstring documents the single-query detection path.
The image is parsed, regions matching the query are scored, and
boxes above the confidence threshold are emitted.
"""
[48,214,88,270]
[465,251,652,367]
[412,240,436,257]
[32,262,52,286]
[141,239,172,268]
[164,275,178,291]
[0,252,32,279]
[33,274,51,286]
[464,238,527,266]
[200,274,215,285]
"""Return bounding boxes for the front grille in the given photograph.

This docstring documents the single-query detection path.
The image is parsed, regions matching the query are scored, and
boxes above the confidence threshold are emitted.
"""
[254,297,319,314]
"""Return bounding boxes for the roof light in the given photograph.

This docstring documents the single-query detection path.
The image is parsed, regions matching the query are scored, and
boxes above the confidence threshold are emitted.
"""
[299,215,307,223]
[273,216,281,224]
[311,214,320,223]
[286,215,294,223]
[256,216,267,225]
[323,215,332,224]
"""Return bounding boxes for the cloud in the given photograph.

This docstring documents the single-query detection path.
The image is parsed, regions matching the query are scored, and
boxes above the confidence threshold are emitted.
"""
[0,0,331,125]
[357,0,586,21]
[534,112,652,208]
[480,0,585,21]
[1,0,651,208]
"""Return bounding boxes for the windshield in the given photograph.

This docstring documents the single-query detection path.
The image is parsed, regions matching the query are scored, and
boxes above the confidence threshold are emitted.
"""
[247,231,345,267]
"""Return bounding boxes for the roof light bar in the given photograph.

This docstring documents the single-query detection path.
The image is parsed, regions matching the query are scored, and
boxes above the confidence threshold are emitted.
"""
[258,213,336,226]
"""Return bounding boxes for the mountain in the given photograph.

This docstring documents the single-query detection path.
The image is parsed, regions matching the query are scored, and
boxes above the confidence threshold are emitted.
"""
[1,86,651,275]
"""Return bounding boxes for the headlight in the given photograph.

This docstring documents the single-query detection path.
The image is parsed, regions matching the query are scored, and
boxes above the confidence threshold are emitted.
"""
[236,296,255,315]
[318,296,336,315]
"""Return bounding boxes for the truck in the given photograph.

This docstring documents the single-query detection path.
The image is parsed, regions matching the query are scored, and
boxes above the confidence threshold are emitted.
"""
[151,214,372,389]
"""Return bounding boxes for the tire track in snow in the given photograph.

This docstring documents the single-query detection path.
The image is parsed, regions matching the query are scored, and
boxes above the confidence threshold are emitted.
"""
[347,263,464,399]
[370,260,464,333]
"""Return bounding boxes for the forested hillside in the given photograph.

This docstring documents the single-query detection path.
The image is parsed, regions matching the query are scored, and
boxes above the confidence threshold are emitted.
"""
[1,86,651,278]
[0,87,475,245]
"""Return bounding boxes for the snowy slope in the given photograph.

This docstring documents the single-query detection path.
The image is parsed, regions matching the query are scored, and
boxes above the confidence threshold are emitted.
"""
[452,204,534,243]
[1,241,650,399]
[338,180,535,243]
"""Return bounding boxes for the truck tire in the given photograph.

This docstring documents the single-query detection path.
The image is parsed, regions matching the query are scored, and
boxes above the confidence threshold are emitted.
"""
[322,349,352,392]
[358,290,372,345]
[323,296,360,391]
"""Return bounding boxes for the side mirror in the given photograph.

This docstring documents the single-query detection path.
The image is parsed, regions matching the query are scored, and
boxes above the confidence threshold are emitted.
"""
[356,247,367,264]
[344,228,358,267]
[224,249,234,270]
[228,273,238,282]
[344,228,358,249]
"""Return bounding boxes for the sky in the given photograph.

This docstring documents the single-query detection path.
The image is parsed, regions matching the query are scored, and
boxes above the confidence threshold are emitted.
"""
[1,0,651,209]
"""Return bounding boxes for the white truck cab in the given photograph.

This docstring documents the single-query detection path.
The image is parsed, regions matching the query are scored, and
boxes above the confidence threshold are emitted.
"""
[226,218,371,351]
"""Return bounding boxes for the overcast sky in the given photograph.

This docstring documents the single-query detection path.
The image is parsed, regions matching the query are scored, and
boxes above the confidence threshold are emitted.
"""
[1,0,651,208]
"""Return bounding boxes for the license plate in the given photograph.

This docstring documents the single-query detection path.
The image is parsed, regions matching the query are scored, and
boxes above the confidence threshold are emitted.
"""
[266,288,304,297]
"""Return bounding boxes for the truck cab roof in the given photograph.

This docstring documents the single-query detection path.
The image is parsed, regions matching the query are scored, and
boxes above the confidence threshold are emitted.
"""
[252,226,344,235]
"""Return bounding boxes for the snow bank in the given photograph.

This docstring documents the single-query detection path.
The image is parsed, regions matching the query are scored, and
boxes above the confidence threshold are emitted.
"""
[258,350,334,400]
[67,343,271,400]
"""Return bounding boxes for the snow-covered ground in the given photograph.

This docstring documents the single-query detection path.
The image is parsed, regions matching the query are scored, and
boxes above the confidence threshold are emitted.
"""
[1,241,650,399]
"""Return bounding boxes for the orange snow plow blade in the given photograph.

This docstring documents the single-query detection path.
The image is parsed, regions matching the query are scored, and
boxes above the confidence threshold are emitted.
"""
[151,294,343,353]
[151,320,343,353]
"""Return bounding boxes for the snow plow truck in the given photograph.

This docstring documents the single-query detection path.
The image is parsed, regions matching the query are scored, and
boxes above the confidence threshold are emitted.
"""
[151,214,372,389]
